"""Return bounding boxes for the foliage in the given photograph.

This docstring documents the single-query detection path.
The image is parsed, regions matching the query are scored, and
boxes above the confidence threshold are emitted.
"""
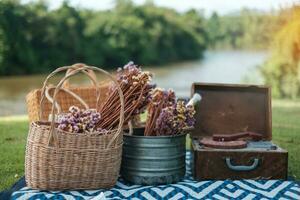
[0,0,51,75]
[205,10,280,50]
[262,6,300,98]
[0,0,288,76]
[0,0,206,75]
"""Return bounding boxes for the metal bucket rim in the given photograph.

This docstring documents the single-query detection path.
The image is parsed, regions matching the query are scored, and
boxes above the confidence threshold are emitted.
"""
[123,132,187,139]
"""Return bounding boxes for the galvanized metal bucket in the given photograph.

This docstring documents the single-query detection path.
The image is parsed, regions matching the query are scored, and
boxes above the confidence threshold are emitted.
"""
[121,127,186,185]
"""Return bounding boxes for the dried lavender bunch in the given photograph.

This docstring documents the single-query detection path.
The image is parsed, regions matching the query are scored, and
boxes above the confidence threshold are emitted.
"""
[58,106,108,134]
[145,87,196,136]
[144,88,176,136]
[154,106,175,135]
[150,88,176,107]
[98,62,155,130]
[185,104,196,127]
[172,101,188,133]
[117,61,155,115]
[154,100,196,136]
[161,101,196,135]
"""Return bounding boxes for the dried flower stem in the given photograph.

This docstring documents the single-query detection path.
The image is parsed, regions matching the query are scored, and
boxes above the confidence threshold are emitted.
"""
[96,62,154,130]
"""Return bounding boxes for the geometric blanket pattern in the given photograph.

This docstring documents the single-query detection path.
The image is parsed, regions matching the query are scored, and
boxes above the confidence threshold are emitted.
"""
[11,152,300,200]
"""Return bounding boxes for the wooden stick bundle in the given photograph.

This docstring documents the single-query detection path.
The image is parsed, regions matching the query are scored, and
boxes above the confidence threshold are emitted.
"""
[97,62,155,130]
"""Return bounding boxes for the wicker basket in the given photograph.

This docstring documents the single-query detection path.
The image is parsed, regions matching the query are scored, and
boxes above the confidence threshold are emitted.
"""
[25,65,125,190]
[26,63,111,122]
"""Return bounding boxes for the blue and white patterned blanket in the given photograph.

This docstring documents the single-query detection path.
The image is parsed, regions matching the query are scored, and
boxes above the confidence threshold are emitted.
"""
[11,152,300,200]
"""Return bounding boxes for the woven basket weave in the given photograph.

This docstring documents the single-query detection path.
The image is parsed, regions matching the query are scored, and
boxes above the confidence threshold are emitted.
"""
[26,63,111,122]
[25,65,125,190]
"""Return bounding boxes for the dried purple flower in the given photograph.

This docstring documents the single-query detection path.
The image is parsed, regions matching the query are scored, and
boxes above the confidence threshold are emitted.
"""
[149,98,196,136]
[57,106,108,134]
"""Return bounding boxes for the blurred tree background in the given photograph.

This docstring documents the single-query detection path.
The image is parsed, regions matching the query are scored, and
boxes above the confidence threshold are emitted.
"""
[205,10,280,49]
[0,0,207,75]
[262,6,300,98]
[0,0,299,98]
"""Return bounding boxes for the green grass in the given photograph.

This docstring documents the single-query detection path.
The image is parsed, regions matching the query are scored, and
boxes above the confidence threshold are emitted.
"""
[0,100,300,191]
[272,100,300,180]
[0,116,28,191]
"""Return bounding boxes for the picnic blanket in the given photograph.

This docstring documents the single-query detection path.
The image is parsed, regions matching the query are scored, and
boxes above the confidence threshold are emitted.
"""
[7,152,300,200]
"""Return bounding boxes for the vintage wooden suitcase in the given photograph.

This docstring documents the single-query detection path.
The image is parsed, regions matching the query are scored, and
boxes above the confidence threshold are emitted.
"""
[191,83,288,180]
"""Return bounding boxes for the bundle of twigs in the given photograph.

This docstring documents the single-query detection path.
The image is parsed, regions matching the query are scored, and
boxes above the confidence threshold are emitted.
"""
[97,62,155,130]
[144,88,175,136]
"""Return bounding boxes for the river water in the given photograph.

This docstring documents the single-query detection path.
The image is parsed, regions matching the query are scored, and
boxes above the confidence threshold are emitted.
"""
[0,50,267,116]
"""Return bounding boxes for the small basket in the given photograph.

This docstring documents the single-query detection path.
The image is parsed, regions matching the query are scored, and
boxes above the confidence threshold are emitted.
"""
[26,63,111,122]
[25,65,125,190]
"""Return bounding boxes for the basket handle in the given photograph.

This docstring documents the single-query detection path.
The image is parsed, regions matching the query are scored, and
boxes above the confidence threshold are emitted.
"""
[49,65,125,149]
[39,65,101,120]
[63,63,97,88]
[45,86,89,114]
[39,65,99,147]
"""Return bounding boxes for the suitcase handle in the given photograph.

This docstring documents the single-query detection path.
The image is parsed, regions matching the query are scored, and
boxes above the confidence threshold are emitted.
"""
[225,157,259,171]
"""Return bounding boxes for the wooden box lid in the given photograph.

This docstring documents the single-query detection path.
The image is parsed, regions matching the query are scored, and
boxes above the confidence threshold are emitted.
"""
[191,83,272,140]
